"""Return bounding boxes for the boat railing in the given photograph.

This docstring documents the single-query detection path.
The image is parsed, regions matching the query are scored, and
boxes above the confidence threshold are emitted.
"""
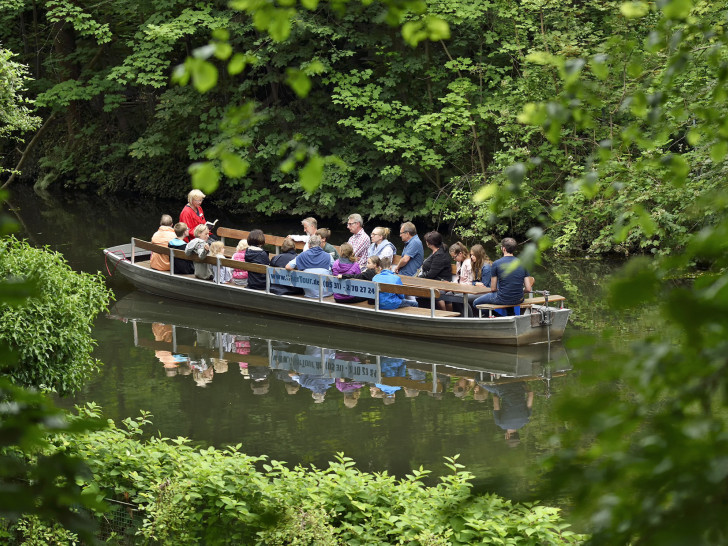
[131,238,444,318]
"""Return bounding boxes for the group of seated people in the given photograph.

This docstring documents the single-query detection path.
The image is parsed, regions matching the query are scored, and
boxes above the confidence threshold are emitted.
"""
[149,190,535,316]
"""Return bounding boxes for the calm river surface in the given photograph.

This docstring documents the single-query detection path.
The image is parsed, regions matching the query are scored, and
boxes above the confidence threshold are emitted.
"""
[7,185,625,502]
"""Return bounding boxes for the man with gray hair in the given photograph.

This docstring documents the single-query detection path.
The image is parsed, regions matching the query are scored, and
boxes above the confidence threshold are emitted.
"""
[285,234,334,298]
[346,213,370,270]
[289,216,317,251]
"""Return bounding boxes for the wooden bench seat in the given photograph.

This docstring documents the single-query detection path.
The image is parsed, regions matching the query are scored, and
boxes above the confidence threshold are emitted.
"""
[476,295,566,317]
[288,293,458,317]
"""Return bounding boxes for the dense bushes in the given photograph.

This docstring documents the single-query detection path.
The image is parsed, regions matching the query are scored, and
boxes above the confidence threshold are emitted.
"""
[1,0,722,253]
[29,406,583,545]
[0,237,112,393]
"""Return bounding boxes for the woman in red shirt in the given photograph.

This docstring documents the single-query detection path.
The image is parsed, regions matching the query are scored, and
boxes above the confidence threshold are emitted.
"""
[179,189,206,242]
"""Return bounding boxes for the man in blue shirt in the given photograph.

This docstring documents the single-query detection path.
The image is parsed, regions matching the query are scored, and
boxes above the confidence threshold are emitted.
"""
[473,237,534,307]
[393,222,423,276]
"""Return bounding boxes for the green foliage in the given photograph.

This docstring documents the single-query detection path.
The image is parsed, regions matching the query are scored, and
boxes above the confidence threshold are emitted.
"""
[0,49,40,145]
[0,236,112,394]
[0,191,106,542]
[497,0,728,544]
[54,405,585,545]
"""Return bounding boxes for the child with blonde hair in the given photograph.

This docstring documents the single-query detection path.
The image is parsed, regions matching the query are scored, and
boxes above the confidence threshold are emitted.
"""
[232,239,249,286]
[209,241,233,284]
[185,224,212,280]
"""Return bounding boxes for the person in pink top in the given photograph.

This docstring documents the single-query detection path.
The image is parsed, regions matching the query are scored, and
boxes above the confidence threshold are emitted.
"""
[179,189,207,242]
[151,214,176,271]
[346,213,370,270]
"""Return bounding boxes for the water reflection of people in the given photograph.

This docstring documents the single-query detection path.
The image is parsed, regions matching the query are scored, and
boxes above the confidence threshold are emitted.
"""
[453,377,475,399]
[370,384,399,405]
[152,323,179,374]
[250,365,270,395]
[336,378,364,408]
[482,380,534,446]
[290,373,335,403]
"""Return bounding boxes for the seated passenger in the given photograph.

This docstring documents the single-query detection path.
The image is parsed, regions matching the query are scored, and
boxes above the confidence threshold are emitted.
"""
[209,241,233,284]
[185,224,213,280]
[244,229,271,291]
[169,223,195,275]
[269,237,304,295]
[448,241,473,315]
[472,237,534,314]
[332,243,362,303]
[372,257,418,309]
[289,217,317,251]
[420,231,453,281]
[231,239,249,286]
[316,228,340,260]
[285,234,334,298]
[466,244,492,314]
[470,244,492,288]
[418,231,452,310]
[367,227,396,261]
[151,214,176,271]
[338,255,380,282]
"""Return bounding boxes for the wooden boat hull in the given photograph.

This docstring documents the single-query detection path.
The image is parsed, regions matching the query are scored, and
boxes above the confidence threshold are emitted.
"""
[104,244,571,346]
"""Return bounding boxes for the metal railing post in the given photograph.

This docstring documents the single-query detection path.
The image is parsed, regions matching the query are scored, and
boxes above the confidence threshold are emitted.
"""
[131,238,136,264]
[215,256,221,284]
[172,325,177,352]
[265,266,271,294]
[169,248,175,275]
[319,274,324,302]
[374,284,380,311]
[430,288,435,318]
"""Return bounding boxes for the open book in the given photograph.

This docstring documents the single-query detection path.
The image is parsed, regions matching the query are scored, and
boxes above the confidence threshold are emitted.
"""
[206,219,219,230]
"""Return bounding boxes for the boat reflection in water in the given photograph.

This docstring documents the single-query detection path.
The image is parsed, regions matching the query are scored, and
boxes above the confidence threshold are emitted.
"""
[113,292,571,438]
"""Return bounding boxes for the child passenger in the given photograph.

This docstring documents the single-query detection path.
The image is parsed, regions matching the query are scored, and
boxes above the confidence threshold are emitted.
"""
[209,241,233,284]
[169,222,195,275]
[332,243,361,302]
[335,255,380,304]
[371,257,418,309]
[231,239,248,286]
[448,241,472,314]
[185,224,213,280]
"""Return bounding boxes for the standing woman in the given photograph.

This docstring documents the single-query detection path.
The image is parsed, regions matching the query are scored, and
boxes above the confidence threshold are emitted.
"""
[367,227,396,261]
[180,189,207,242]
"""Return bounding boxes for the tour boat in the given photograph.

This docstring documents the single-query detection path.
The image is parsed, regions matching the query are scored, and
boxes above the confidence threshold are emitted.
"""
[103,236,571,347]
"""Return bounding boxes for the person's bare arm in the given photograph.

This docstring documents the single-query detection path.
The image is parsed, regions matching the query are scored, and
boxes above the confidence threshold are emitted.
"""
[490,275,498,292]
[524,276,534,293]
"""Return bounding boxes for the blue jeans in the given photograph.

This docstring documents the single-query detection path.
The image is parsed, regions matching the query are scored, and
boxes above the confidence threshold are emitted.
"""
[473,292,498,307]
[398,299,418,308]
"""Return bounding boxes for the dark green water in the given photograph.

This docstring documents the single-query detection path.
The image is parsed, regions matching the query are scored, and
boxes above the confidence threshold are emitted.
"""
[7,185,621,502]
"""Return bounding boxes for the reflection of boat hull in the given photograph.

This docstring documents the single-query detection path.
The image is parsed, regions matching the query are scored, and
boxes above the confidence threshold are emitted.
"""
[105,244,570,346]
[109,291,570,377]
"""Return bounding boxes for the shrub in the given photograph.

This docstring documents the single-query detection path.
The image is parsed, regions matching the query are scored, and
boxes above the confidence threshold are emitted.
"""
[47,406,586,545]
[0,237,112,394]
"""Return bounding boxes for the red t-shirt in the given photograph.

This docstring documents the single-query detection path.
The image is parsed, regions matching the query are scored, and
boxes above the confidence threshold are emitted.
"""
[179,203,206,242]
